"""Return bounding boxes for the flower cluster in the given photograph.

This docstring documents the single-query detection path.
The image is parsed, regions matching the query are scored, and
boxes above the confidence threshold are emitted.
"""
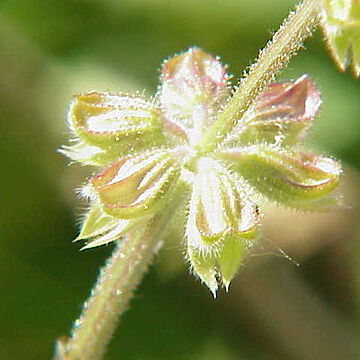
[61,48,341,294]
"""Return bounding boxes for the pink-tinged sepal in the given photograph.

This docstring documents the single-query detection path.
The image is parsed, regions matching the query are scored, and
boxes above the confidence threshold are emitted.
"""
[186,158,258,247]
[67,92,166,162]
[91,150,181,219]
[186,158,258,293]
[224,75,321,146]
[159,48,230,141]
[219,146,342,209]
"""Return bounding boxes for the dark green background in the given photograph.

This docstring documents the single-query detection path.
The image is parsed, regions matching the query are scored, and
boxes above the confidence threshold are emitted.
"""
[1,0,360,359]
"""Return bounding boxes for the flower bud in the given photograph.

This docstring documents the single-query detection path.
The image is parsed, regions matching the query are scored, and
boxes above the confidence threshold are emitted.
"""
[186,158,258,293]
[321,0,360,77]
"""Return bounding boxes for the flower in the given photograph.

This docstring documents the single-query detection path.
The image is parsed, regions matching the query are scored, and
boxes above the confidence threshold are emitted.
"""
[321,0,360,77]
[61,48,341,295]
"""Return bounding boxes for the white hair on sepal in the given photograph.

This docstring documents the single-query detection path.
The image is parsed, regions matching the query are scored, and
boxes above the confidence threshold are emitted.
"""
[77,182,97,200]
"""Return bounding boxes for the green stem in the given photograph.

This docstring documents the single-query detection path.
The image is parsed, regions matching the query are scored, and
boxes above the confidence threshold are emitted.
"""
[196,0,322,155]
[53,223,160,360]
[53,182,189,360]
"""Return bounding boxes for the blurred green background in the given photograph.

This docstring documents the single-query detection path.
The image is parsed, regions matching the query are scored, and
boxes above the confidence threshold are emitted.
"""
[1,0,360,359]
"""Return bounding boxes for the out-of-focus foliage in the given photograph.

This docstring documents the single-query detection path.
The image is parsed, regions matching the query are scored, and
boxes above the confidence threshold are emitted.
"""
[1,0,360,359]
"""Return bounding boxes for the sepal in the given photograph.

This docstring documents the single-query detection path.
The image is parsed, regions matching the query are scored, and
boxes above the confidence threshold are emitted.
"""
[76,202,118,241]
[186,158,257,294]
[68,92,166,159]
[186,158,258,248]
[91,150,181,219]
[216,234,247,291]
[225,75,321,146]
[188,246,218,296]
[75,202,150,249]
[219,146,341,209]
[159,47,230,136]
[188,234,248,295]
[59,142,120,167]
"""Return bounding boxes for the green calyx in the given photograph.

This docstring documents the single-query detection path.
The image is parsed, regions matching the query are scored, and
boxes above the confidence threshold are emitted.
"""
[61,47,342,295]
[188,234,248,296]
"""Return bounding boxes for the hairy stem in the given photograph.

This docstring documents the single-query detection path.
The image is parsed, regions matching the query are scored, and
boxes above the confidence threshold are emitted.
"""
[54,223,160,360]
[196,0,322,154]
[53,181,188,360]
